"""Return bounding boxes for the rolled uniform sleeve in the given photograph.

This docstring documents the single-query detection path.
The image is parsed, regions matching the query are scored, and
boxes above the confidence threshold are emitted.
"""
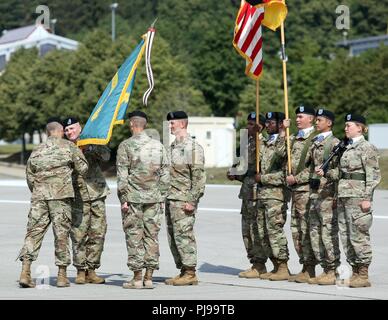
[189,144,206,203]
[362,146,381,201]
[26,158,34,192]
[71,144,89,176]
[158,145,171,199]
[116,143,130,204]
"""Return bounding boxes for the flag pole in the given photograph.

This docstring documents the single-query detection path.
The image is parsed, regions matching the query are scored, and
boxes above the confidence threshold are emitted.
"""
[256,79,260,174]
[254,79,260,200]
[280,21,292,175]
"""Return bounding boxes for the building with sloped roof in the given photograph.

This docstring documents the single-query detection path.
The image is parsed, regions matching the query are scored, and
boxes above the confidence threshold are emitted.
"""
[337,34,388,56]
[0,24,78,72]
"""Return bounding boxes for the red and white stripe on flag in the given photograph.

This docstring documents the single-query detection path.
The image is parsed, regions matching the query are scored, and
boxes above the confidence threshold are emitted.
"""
[233,0,264,80]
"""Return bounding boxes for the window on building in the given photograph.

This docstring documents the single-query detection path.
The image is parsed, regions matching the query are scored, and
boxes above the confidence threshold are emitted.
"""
[40,43,56,56]
[206,131,211,139]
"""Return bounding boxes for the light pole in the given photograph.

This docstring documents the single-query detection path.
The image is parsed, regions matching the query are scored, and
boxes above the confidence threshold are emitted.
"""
[50,19,57,34]
[110,3,118,41]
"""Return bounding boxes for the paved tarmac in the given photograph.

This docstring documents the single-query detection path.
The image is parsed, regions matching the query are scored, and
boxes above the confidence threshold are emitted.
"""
[0,177,387,300]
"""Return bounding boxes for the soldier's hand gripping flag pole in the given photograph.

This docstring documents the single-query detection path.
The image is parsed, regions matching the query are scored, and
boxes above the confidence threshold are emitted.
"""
[77,21,157,147]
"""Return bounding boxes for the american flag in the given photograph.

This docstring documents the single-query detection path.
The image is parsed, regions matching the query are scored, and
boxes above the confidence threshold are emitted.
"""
[233,0,265,80]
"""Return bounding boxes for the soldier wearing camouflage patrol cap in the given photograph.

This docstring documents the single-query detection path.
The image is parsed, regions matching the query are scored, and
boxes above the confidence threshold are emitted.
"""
[255,112,291,281]
[283,105,318,283]
[17,118,89,288]
[306,108,341,285]
[337,113,381,288]
[117,110,170,289]
[165,111,206,286]
[227,112,268,278]
[63,116,111,285]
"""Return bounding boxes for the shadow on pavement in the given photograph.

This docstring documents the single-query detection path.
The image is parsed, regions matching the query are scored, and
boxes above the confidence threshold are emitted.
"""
[198,262,242,275]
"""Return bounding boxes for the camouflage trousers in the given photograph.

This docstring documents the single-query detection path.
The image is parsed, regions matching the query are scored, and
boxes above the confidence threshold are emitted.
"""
[257,199,289,261]
[309,193,340,270]
[122,202,163,271]
[338,197,373,267]
[165,200,197,269]
[70,197,107,270]
[290,191,316,266]
[18,199,72,266]
[241,199,267,264]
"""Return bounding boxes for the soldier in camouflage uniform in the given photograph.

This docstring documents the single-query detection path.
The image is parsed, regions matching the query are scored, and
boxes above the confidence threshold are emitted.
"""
[284,106,318,283]
[337,114,381,288]
[255,112,290,281]
[227,112,268,278]
[164,111,206,286]
[117,110,170,289]
[17,118,88,288]
[63,117,110,285]
[307,109,341,285]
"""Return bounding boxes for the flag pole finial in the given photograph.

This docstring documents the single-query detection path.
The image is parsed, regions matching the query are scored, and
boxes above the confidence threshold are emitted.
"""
[150,17,158,28]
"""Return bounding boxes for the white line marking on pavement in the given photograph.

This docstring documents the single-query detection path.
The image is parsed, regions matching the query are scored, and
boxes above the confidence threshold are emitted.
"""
[1,200,388,219]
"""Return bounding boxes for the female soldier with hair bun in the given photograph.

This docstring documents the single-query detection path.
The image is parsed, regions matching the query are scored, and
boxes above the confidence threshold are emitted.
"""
[337,114,381,288]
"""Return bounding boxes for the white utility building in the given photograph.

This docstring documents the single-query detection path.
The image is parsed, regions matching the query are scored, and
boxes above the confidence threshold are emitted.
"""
[0,24,78,72]
[368,123,388,150]
[186,117,235,168]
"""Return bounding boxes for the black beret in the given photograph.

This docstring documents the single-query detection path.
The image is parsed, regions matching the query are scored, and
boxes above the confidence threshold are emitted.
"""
[345,113,366,125]
[46,117,63,125]
[247,112,266,126]
[128,110,148,121]
[316,108,335,122]
[266,111,285,122]
[62,117,79,128]
[167,111,188,121]
[295,105,315,116]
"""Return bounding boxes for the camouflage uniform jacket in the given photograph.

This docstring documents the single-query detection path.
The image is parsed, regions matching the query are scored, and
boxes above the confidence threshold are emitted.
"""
[117,131,170,204]
[289,129,317,192]
[237,134,265,200]
[257,135,287,201]
[338,136,381,200]
[307,133,340,198]
[74,145,111,202]
[26,136,89,201]
[167,134,206,203]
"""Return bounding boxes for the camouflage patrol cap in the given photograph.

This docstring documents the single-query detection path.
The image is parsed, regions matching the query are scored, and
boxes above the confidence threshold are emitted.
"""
[62,117,79,128]
[167,111,188,121]
[345,113,366,125]
[128,110,148,121]
[266,112,285,122]
[295,105,315,116]
[316,108,335,122]
[247,112,266,126]
[46,117,63,125]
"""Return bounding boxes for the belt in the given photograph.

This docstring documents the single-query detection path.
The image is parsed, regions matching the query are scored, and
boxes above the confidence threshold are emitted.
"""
[340,171,366,181]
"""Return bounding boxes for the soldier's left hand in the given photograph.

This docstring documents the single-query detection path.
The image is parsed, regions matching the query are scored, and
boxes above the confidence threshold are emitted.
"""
[254,174,261,183]
[360,200,371,213]
[286,175,296,185]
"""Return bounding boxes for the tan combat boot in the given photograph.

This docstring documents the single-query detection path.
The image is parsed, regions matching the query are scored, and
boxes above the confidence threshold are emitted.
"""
[123,270,143,289]
[269,261,290,281]
[57,266,70,287]
[19,260,35,288]
[350,265,371,288]
[295,265,316,283]
[316,269,336,285]
[86,269,105,284]
[165,268,184,285]
[349,265,359,283]
[260,259,278,280]
[144,269,154,289]
[288,265,306,282]
[173,267,198,286]
[75,269,86,285]
[239,263,267,278]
